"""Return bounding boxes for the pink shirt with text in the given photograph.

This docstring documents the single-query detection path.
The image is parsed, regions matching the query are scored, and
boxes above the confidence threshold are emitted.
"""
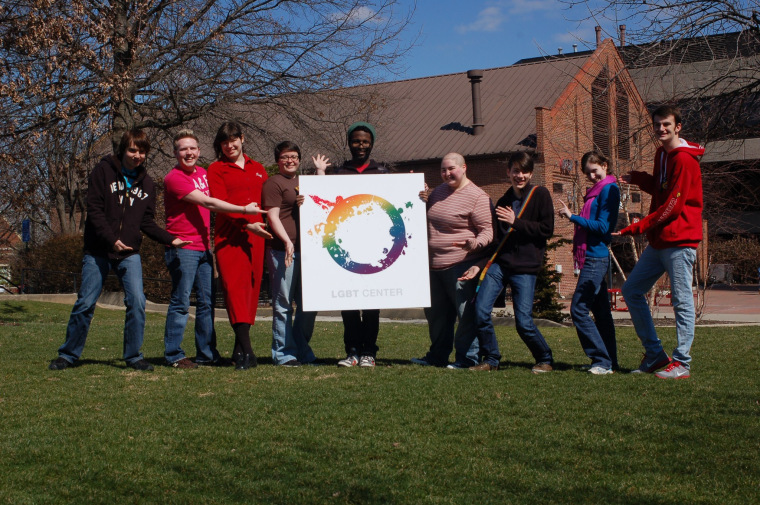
[164,166,211,251]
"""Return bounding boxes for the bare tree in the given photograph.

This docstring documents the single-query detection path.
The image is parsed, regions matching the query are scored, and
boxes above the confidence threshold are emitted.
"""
[0,0,414,234]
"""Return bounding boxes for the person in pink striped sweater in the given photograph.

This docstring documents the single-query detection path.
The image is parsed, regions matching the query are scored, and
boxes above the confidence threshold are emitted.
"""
[411,153,493,368]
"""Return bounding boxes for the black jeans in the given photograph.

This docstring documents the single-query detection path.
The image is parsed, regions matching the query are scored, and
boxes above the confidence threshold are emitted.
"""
[341,310,380,357]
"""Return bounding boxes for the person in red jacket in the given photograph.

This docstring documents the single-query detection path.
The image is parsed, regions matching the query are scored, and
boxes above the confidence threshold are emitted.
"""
[616,105,704,379]
[207,121,272,370]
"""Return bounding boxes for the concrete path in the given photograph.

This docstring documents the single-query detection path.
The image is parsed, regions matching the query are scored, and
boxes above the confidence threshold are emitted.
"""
[3,283,758,326]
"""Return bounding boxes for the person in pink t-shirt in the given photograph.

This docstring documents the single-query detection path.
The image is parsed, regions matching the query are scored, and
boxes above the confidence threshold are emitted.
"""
[163,130,264,368]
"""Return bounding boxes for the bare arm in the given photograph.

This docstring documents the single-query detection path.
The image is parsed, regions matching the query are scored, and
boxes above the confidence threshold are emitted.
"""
[265,207,294,266]
[181,189,265,215]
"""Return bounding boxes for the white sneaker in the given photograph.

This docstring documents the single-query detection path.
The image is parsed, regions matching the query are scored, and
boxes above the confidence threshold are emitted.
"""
[359,355,376,368]
[588,366,614,375]
[655,361,690,379]
[337,354,359,367]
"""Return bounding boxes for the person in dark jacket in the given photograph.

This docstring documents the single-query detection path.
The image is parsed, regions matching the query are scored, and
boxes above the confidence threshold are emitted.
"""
[461,152,555,373]
[314,122,388,368]
[49,129,187,371]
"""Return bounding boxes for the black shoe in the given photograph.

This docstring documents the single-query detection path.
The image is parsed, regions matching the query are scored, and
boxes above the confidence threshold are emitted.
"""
[129,359,154,371]
[281,359,302,367]
[234,353,257,370]
[196,357,231,367]
[49,357,72,370]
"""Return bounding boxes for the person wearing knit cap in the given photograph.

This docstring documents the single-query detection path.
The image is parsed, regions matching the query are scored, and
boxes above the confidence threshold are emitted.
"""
[314,121,388,368]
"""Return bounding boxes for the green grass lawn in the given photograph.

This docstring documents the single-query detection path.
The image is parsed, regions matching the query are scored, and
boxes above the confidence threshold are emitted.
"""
[0,300,758,504]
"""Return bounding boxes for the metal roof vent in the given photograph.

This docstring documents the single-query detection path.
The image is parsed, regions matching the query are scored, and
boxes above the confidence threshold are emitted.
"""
[467,69,485,136]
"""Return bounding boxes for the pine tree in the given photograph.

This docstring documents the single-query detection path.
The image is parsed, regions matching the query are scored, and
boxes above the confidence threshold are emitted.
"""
[533,238,571,323]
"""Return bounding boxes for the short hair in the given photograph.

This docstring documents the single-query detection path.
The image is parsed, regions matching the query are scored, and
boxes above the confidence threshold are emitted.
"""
[213,121,244,160]
[173,129,199,150]
[442,152,465,168]
[274,140,301,162]
[507,151,535,173]
[652,105,682,125]
[580,151,610,173]
[116,129,150,160]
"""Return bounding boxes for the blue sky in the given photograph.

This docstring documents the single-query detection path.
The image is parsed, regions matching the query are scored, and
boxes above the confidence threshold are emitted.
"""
[392,0,623,80]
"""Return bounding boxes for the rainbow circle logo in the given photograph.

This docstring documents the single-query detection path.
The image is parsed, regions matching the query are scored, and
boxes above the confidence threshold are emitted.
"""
[322,194,407,274]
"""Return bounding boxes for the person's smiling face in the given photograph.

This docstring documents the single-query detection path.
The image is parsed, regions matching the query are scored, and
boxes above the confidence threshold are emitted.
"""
[174,137,200,172]
[440,156,467,190]
[508,163,533,193]
[583,162,607,184]
[121,142,146,171]
[349,130,373,163]
[277,150,300,176]
[221,135,244,162]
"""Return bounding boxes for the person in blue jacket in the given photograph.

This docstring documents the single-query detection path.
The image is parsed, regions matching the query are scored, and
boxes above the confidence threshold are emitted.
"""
[558,151,620,375]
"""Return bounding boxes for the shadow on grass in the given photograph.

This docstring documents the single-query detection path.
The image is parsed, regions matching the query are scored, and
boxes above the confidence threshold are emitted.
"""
[0,301,29,322]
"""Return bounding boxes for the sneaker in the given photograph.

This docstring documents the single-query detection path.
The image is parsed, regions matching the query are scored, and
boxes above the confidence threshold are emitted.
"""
[337,354,359,367]
[630,351,670,374]
[129,359,154,371]
[281,359,302,367]
[655,361,690,380]
[359,355,376,368]
[469,362,499,371]
[48,357,72,370]
[531,362,553,374]
[446,362,470,370]
[170,357,198,369]
[410,357,433,366]
[588,366,613,375]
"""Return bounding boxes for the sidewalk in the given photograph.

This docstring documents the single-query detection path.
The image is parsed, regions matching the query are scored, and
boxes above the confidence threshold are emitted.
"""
[3,283,759,326]
[565,283,760,325]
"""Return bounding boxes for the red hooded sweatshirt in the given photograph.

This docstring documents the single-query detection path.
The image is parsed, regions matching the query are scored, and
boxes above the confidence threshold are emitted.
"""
[619,138,704,249]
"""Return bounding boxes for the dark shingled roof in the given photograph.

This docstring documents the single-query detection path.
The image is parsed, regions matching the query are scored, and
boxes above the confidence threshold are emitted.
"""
[364,56,587,163]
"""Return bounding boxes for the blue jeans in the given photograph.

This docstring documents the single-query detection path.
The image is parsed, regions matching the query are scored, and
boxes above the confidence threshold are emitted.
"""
[474,263,553,367]
[422,261,480,367]
[622,246,696,368]
[570,256,617,369]
[164,248,218,364]
[58,253,146,365]
[266,248,317,364]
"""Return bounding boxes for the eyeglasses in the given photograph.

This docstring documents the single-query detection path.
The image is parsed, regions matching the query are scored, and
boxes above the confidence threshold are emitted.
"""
[279,155,299,161]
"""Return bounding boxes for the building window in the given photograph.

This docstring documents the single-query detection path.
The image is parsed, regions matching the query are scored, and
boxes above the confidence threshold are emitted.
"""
[592,68,610,156]
[553,183,564,193]
[631,192,641,203]
[615,78,630,160]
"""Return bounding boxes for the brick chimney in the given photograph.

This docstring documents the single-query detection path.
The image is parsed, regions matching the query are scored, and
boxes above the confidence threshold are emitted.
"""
[595,26,602,47]
[619,24,626,46]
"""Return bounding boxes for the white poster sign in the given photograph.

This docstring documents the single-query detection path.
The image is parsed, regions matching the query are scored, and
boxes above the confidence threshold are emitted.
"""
[299,173,430,311]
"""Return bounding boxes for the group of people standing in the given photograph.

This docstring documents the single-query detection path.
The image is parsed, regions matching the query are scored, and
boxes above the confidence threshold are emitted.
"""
[48,105,703,380]
[411,105,703,379]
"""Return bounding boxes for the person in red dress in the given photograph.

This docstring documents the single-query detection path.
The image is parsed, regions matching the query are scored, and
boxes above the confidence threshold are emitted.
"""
[207,121,272,370]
